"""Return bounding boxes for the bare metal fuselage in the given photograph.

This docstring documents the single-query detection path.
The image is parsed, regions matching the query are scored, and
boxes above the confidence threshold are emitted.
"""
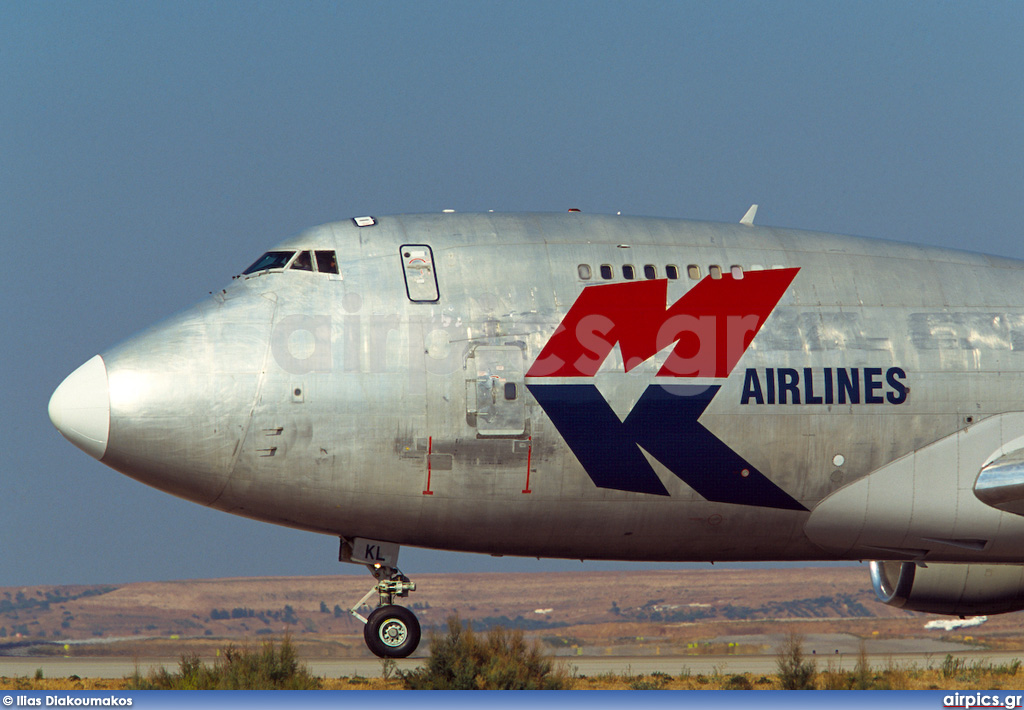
[50,213,1024,565]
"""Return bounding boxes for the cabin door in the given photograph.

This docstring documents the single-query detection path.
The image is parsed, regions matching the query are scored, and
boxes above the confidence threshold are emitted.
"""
[466,345,526,437]
[400,244,439,302]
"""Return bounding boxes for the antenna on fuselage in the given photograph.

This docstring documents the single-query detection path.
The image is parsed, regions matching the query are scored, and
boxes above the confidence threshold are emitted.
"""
[740,204,758,226]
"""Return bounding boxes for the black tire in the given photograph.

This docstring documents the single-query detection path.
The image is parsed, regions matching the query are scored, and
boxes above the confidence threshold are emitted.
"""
[364,604,421,658]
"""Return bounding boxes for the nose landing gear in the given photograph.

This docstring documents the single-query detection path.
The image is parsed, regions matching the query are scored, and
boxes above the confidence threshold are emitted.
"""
[365,603,420,658]
[341,537,422,658]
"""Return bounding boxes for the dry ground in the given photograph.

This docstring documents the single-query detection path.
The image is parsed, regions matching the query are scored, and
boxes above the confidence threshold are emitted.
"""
[3,568,1024,665]
[6,667,1024,691]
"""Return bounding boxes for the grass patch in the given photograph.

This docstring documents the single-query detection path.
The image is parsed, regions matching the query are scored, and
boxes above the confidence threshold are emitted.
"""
[776,632,816,689]
[126,637,321,689]
[402,615,572,689]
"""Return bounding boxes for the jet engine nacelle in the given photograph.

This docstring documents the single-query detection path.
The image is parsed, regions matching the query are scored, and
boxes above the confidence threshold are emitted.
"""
[870,561,1024,616]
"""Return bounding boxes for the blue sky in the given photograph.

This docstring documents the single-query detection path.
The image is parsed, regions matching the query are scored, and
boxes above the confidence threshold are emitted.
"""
[2,1,1022,586]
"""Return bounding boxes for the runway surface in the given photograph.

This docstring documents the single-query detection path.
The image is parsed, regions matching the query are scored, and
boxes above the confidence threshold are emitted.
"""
[3,651,1023,679]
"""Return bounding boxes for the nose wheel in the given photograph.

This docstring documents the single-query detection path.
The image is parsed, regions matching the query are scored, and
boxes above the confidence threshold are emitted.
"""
[364,604,421,658]
[339,537,422,658]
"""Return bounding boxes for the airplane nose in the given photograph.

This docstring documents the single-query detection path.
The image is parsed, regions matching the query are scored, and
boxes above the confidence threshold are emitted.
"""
[48,354,110,460]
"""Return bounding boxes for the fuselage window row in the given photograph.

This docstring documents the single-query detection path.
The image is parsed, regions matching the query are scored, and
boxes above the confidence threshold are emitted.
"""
[577,263,781,282]
[581,263,680,282]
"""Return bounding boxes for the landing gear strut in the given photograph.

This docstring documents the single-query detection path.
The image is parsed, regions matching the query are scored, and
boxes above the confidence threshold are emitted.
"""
[340,537,421,658]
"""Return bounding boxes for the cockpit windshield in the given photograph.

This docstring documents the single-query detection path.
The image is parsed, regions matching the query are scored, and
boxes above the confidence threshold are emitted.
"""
[243,251,295,274]
[289,251,314,271]
[239,248,341,278]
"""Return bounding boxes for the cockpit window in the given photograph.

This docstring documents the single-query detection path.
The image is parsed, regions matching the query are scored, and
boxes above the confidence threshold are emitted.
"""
[316,250,339,274]
[289,251,314,271]
[243,251,295,274]
[241,248,340,278]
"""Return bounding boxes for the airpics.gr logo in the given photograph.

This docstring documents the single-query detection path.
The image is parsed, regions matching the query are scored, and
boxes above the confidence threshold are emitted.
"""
[525,267,820,510]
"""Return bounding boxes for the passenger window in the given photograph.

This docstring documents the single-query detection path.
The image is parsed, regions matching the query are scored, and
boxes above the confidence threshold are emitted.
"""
[316,250,339,274]
[622,265,635,280]
[600,264,613,280]
[578,264,592,280]
[666,265,679,280]
[290,251,313,271]
[242,251,295,275]
[504,382,518,400]
[730,265,744,279]
[709,265,722,279]
[643,264,657,279]
[687,264,701,280]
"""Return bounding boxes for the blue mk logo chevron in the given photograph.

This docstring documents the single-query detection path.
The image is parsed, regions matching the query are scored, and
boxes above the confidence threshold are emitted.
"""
[527,383,806,509]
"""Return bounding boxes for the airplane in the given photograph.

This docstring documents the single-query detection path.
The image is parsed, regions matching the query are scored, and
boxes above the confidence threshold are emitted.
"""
[47,208,1024,658]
